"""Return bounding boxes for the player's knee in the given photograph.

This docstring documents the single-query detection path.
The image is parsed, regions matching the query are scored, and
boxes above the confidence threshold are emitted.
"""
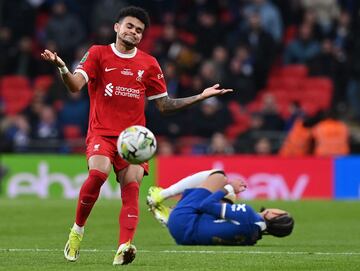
[208,172,227,184]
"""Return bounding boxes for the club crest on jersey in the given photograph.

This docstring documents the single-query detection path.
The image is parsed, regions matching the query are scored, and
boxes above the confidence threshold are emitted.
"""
[80,52,89,63]
[94,144,100,151]
[136,70,144,82]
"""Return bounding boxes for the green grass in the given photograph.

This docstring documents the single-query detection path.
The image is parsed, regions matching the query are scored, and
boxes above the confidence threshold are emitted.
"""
[0,198,359,270]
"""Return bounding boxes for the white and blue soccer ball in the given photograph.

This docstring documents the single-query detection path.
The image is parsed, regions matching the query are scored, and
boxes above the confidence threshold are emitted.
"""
[117,125,157,164]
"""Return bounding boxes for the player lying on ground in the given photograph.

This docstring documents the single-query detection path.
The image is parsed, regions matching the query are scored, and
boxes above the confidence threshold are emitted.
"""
[147,170,294,245]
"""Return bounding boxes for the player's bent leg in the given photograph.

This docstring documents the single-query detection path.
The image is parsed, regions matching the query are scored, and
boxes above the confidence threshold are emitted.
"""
[146,186,165,207]
[113,241,137,265]
[64,228,83,262]
[148,203,170,227]
[198,172,228,192]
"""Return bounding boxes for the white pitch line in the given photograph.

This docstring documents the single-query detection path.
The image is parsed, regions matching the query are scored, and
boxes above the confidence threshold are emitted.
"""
[0,248,359,256]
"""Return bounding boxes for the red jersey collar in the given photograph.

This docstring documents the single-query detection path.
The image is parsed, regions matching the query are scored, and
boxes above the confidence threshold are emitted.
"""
[111,43,137,58]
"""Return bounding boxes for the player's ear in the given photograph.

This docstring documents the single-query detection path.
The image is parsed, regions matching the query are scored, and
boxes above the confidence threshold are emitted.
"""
[114,23,120,33]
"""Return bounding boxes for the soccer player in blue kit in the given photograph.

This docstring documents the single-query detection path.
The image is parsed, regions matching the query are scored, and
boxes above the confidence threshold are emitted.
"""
[147,170,294,245]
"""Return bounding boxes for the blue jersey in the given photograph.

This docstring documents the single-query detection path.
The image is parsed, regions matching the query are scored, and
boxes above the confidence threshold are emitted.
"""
[167,188,265,245]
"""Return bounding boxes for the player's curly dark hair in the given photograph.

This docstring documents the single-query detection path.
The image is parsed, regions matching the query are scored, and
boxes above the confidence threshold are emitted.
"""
[116,6,150,29]
[260,207,294,237]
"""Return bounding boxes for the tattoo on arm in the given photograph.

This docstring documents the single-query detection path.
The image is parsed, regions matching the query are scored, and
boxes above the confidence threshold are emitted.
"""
[155,95,203,113]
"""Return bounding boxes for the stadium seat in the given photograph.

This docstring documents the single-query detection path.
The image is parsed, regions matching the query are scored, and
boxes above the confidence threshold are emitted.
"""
[176,136,207,155]
[63,125,82,139]
[267,76,301,90]
[280,64,308,78]
[225,102,250,140]
[0,75,33,115]
[33,75,54,93]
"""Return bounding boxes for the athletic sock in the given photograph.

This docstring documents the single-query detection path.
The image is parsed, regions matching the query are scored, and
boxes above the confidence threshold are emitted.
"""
[75,169,107,227]
[119,182,139,244]
[72,223,84,235]
[159,170,215,199]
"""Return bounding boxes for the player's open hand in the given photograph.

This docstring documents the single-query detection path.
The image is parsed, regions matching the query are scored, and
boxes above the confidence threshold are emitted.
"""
[200,84,233,100]
[230,177,248,194]
[40,49,65,68]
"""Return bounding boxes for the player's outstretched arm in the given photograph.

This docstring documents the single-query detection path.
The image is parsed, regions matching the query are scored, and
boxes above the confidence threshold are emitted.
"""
[154,84,233,114]
[41,49,86,92]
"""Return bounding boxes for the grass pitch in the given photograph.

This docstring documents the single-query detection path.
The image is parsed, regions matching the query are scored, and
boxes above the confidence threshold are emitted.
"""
[0,198,359,271]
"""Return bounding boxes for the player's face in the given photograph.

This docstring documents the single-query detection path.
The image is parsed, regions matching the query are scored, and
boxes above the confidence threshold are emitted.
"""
[115,16,145,48]
[262,208,288,220]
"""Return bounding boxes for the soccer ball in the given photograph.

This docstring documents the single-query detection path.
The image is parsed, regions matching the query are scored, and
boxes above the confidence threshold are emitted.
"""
[117,125,157,164]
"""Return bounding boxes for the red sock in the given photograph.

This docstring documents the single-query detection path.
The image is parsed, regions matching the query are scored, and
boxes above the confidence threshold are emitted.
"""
[119,182,139,245]
[75,169,107,226]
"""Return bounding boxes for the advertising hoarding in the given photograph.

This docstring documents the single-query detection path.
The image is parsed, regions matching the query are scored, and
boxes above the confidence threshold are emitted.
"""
[157,156,333,199]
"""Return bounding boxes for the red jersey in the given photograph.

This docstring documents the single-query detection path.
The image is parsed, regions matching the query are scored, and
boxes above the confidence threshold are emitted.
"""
[74,43,167,137]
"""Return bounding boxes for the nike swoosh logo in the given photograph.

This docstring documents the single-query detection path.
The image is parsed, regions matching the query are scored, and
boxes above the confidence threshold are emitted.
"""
[105,67,117,72]
[80,200,92,205]
[127,214,138,218]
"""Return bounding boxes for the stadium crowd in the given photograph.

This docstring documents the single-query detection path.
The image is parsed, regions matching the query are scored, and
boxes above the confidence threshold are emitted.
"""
[1,0,359,155]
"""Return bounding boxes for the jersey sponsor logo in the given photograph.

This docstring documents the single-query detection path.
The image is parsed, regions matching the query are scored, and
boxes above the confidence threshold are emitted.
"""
[103,83,141,99]
[121,68,133,76]
[104,83,114,96]
[157,73,164,79]
[105,67,117,72]
[136,70,144,82]
[80,52,89,63]
[127,214,138,218]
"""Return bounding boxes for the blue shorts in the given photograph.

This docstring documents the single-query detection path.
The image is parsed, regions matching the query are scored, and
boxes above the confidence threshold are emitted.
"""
[168,188,261,246]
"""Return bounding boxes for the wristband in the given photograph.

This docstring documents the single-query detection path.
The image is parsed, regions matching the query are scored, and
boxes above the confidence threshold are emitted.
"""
[224,184,235,195]
[58,66,69,74]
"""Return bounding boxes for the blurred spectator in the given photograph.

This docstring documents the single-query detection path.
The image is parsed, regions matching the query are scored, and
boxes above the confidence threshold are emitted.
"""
[0,27,13,76]
[254,136,273,155]
[308,38,349,103]
[331,10,352,52]
[1,0,36,40]
[235,113,265,153]
[5,36,39,78]
[146,102,186,139]
[91,0,128,33]
[283,23,321,64]
[243,0,283,43]
[210,45,229,84]
[32,106,62,141]
[1,115,31,152]
[199,60,221,87]
[152,23,180,64]
[222,51,256,105]
[259,93,284,131]
[236,11,276,90]
[207,132,234,155]
[92,23,115,45]
[279,118,312,157]
[346,27,360,120]
[301,0,340,35]
[58,91,89,135]
[301,9,323,40]
[157,138,175,156]
[162,61,181,98]
[193,9,223,58]
[284,101,306,131]
[312,110,350,156]
[189,97,233,138]
[44,0,85,63]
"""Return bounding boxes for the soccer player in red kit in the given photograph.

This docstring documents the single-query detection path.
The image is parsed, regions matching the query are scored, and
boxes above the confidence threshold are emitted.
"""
[41,6,232,265]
